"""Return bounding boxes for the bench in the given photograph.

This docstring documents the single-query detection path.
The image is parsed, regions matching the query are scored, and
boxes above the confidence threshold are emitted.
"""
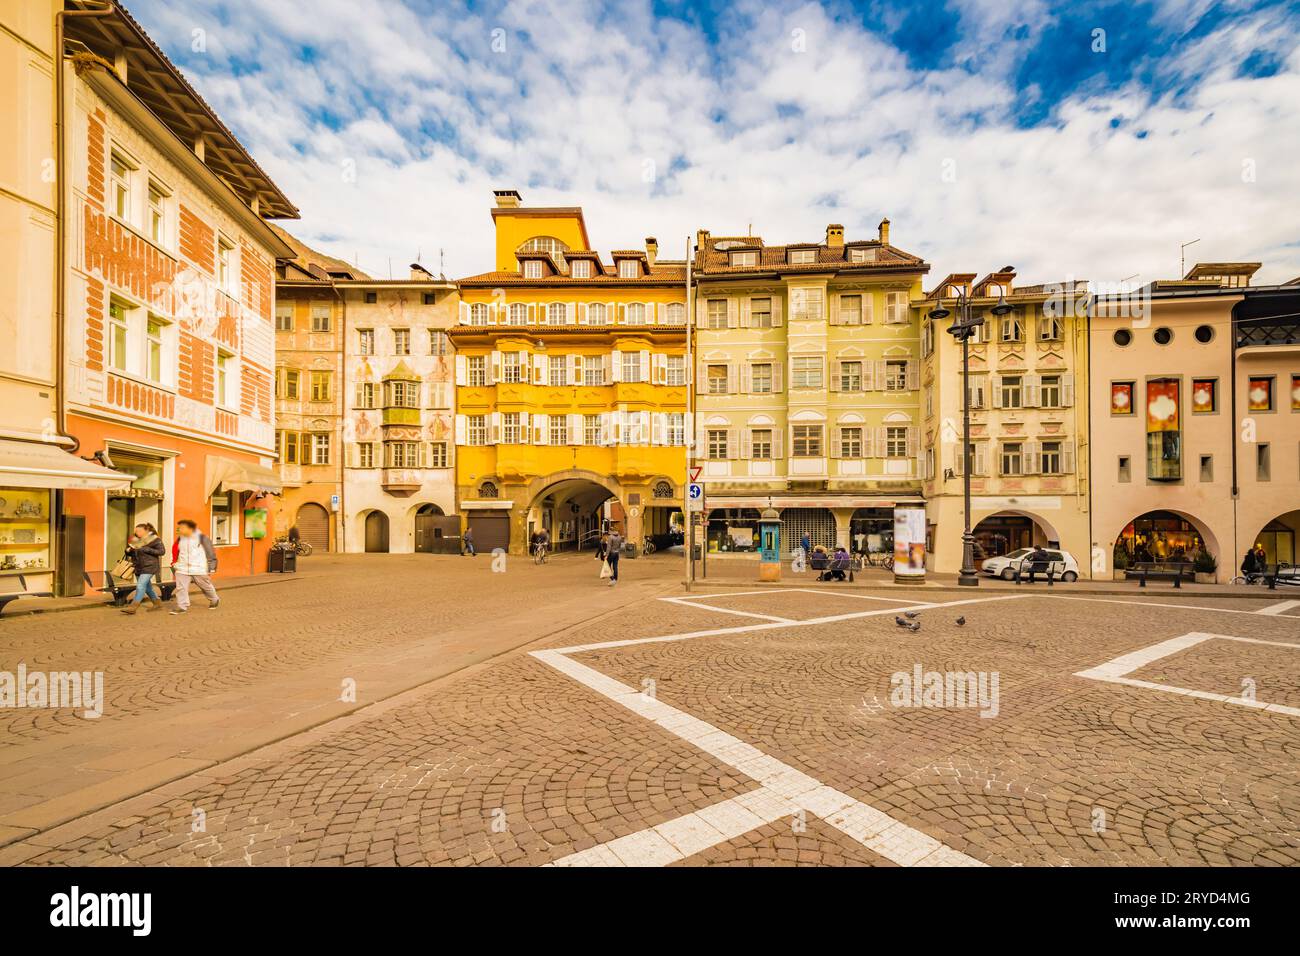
[811,551,854,582]
[0,575,55,616]
[1125,561,1192,588]
[85,567,177,606]
[1013,559,1067,585]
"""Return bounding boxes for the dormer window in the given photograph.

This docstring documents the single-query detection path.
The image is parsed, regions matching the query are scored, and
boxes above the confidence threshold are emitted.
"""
[618,259,640,279]
[570,260,593,279]
[848,247,877,264]
[788,248,816,265]
[522,260,543,279]
[729,251,758,267]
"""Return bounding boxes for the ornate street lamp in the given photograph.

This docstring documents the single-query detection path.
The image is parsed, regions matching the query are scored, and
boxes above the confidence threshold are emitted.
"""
[930,286,1012,586]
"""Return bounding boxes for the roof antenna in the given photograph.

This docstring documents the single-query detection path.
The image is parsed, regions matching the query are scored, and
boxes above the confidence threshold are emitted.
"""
[1180,238,1200,277]
[439,248,446,280]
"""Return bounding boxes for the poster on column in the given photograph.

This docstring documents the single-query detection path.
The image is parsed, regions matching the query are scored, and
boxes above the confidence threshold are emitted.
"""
[893,507,926,578]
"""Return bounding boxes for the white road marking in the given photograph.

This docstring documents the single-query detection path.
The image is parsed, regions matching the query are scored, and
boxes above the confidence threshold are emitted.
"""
[533,593,1026,866]
[660,596,796,623]
[1044,594,1300,617]
[1257,599,1300,616]
[1075,631,1300,718]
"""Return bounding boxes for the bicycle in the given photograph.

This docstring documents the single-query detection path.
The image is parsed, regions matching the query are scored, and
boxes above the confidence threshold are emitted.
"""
[864,551,894,572]
[642,537,657,555]
[273,536,313,557]
[533,542,549,564]
[1229,573,1266,586]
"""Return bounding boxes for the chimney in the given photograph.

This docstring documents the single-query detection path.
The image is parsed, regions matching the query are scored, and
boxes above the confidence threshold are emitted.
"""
[645,237,658,267]
[695,228,710,253]
[409,262,432,280]
[825,224,844,249]
[878,218,891,245]
[493,189,522,208]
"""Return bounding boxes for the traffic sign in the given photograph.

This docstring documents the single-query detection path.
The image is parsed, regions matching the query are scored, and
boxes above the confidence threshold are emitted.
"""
[687,482,704,511]
[688,465,702,483]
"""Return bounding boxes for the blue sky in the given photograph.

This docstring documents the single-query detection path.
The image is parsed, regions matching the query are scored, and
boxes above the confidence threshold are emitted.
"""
[130,0,1300,284]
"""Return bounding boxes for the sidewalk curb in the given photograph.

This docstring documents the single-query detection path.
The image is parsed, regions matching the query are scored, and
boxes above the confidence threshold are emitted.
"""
[679,577,1279,601]
[0,573,301,620]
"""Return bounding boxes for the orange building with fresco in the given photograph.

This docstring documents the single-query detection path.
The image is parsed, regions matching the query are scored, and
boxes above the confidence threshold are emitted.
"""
[56,3,297,579]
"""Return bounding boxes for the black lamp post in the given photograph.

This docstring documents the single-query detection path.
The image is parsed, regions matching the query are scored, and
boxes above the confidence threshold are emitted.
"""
[929,287,1012,587]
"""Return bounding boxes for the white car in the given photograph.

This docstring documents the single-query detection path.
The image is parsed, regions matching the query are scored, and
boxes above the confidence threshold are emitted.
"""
[981,548,1080,582]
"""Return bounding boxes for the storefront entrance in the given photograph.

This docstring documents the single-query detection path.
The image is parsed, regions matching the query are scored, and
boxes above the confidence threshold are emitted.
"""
[466,512,510,552]
[1116,510,1207,563]
[849,508,894,557]
[781,508,836,552]
[1252,511,1298,567]
[706,508,761,553]
[105,453,166,566]
[973,514,1037,557]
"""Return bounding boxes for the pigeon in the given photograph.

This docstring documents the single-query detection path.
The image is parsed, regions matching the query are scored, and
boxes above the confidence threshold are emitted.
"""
[895,616,910,627]
[906,621,921,632]
[955,616,966,626]
[903,611,921,620]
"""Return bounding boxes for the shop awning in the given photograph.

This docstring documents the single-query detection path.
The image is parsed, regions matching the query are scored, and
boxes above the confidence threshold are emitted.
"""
[0,438,134,490]
[204,456,283,499]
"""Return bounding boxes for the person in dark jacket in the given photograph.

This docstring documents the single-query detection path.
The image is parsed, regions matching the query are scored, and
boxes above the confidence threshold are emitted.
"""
[1241,549,1261,577]
[122,523,167,614]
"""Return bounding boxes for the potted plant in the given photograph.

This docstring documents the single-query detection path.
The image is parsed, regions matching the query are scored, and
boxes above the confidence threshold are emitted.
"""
[1112,545,1130,581]
[1193,551,1217,584]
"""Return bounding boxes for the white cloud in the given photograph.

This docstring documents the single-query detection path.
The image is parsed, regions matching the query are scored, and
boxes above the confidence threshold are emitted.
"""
[134,0,1300,285]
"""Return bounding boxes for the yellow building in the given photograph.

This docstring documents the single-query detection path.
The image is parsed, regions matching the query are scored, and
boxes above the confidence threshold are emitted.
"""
[917,270,1090,577]
[452,191,688,554]
[692,221,930,556]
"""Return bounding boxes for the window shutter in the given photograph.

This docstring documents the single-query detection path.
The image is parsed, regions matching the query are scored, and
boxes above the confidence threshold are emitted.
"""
[609,350,621,383]
[568,413,582,445]
[488,351,500,386]
[532,413,547,444]
[830,360,842,392]
[864,427,876,458]
[640,350,651,383]
[772,362,784,393]
[975,443,987,476]
[829,295,843,326]
[771,296,783,327]
[952,442,964,475]
[696,360,709,391]
[1062,440,1076,473]
[873,360,886,391]
[739,297,751,328]
[488,411,501,444]
[651,413,665,446]
[771,428,784,460]
[1023,440,1039,475]
[454,414,467,445]
[726,298,739,329]
[906,426,919,460]
[862,361,875,391]
[458,301,469,325]
[991,378,1003,408]
[1023,374,1040,408]
[1062,373,1075,407]
[739,363,752,394]
[566,301,577,325]
[862,294,874,324]
[603,352,612,385]
[906,360,919,391]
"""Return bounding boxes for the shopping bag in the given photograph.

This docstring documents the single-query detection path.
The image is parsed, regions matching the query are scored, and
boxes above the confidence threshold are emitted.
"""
[599,560,611,579]
[111,554,135,582]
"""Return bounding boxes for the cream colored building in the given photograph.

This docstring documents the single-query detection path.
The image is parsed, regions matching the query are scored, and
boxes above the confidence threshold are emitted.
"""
[342,268,459,553]
[692,221,929,556]
[1089,264,1300,580]
[918,270,1091,577]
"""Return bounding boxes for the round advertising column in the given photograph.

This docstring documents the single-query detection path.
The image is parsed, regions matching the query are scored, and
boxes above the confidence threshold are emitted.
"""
[893,506,927,585]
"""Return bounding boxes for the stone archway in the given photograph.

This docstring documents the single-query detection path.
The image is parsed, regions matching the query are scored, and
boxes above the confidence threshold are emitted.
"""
[1111,509,1219,567]
[527,470,624,552]
[972,509,1062,558]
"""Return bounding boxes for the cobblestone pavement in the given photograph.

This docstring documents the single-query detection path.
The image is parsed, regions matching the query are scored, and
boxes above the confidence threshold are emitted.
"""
[3,573,1298,867]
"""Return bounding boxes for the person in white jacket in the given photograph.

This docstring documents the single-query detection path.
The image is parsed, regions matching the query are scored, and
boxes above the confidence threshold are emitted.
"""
[170,519,220,614]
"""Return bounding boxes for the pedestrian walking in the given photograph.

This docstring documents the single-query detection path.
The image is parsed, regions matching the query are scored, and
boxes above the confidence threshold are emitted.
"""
[605,529,623,586]
[463,527,476,556]
[121,523,166,614]
[170,519,220,614]
[799,532,811,571]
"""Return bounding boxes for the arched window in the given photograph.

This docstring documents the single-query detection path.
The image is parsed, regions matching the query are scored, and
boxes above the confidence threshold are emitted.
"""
[547,303,567,325]
[652,480,674,499]
[478,480,499,499]
[517,236,569,271]
[586,303,607,325]
[665,303,685,325]
[507,303,528,325]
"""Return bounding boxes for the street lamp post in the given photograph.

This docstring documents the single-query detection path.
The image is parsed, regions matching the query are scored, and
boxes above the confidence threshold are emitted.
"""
[929,286,1011,587]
